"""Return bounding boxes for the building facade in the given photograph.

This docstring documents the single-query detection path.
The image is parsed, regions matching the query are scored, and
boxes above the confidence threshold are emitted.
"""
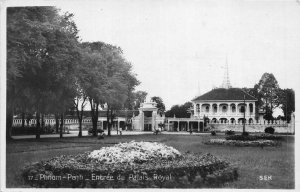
[192,88,257,124]
[131,99,165,131]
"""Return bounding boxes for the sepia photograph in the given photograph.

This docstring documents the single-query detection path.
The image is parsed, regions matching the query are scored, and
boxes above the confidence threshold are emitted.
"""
[1,0,299,190]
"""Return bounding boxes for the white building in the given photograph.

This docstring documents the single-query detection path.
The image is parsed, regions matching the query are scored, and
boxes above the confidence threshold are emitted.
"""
[191,88,257,124]
[191,60,257,124]
[131,99,165,131]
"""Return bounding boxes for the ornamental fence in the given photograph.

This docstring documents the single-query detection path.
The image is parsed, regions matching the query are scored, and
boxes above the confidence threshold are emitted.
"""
[208,120,288,126]
[13,118,93,126]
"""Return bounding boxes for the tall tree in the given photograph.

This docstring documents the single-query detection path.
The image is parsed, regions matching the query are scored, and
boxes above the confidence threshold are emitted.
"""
[103,48,139,136]
[7,7,80,139]
[165,102,192,118]
[132,91,148,110]
[256,73,281,120]
[279,88,295,122]
[80,42,109,136]
[151,96,165,116]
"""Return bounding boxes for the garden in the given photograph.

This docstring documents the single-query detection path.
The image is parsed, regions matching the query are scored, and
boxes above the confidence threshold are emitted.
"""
[206,127,286,147]
[7,134,294,188]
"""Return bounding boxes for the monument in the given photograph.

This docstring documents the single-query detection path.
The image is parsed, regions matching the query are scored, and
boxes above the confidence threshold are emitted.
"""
[132,96,159,131]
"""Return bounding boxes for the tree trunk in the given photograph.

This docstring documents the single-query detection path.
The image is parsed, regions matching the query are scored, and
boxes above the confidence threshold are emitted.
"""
[60,113,64,138]
[26,115,30,127]
[90,100,99,137]
[36,112,40,139]
[6,109,13,140]
[55,113,59,133]
[41,113,44,133]
[21,112,25,128]
[78,120,82,137]
[107,109,111,136]
[76,110,83,137]
[76,108,83,137]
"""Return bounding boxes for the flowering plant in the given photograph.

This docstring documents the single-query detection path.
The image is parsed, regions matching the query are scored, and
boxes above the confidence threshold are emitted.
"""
[88,141,182,164]
[205,138,280,147]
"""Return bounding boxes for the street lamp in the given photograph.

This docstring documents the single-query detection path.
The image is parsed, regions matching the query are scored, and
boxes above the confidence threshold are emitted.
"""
[243,94,246,133]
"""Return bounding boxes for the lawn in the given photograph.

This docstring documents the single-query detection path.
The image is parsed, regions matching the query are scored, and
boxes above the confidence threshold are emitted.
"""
[6,133,294,189]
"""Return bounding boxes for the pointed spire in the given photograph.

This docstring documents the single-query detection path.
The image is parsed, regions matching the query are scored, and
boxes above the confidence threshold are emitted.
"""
[221,56,232,89]
[197,81,201,96]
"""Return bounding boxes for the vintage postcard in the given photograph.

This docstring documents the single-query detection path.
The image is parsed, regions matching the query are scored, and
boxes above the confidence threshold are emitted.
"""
[1,0,299,191]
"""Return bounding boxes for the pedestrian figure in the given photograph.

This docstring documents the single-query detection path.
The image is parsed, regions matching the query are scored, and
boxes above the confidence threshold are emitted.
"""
[154,127,159,135]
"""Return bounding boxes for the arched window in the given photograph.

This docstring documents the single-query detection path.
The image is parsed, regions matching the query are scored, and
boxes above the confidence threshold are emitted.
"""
[222,106,227,112]
[232,105,236,113]
[249,103,253,113]
[196,104,200,112]
[213,104,217,113]
[206,106,209,112]
[240,106,245,113]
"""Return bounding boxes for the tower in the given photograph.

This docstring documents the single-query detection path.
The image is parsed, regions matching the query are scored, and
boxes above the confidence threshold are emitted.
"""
[221,57,232,89]
[197,81,201,96]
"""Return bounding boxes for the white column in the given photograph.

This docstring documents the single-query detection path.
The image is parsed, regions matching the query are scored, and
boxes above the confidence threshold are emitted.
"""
[246,103,249,117]
[140,110,144,131]
[199,103,202,117]
[198,121,200,132]
[193,103,197,117]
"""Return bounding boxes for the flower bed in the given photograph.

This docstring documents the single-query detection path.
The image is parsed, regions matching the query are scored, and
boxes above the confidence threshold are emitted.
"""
[205,138,281,147]
[226,134,284,141]
[88,141,182,164]
[21,141,238,188]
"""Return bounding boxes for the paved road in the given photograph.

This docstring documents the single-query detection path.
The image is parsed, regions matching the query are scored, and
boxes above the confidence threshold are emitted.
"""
[11,130,210,139]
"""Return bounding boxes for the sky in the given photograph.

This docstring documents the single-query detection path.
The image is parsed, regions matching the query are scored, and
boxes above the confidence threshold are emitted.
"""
[3,0,300,111]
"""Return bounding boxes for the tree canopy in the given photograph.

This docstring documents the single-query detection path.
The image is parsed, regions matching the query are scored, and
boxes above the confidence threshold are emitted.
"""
[151,96,165,115]
[6,7,140,139]
[165,102,192,118]
[244,72,294,121]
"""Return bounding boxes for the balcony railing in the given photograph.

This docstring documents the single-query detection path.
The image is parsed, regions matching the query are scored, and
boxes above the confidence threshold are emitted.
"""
[197,111,254,117]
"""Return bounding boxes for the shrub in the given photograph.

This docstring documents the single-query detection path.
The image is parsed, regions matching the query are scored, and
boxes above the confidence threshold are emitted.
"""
[211,131,216,136]
[88,128,104,135]
[205,139,281,147]
[265,127,275,134]
[12,126,55,135]
[241,132,249,136]
[204,127,211,132]
[21,143,238,188]
[225,130,235,135]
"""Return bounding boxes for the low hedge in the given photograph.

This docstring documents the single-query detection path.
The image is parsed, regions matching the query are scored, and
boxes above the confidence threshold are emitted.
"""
[226,134,284,141]
[12,126,56,135]
[21,153,238,188]
[265,127,275,134]
[225,130,235,135]
[205,139,281,147]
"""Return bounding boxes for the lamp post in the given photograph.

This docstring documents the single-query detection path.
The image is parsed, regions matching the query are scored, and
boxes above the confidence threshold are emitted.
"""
[243,95,246,133]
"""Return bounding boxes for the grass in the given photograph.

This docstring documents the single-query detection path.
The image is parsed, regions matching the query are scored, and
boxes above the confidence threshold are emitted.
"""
[6,133,294,189]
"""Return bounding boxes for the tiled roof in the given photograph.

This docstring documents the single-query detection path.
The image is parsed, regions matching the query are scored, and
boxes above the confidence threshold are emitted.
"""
[192,88,257,101]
